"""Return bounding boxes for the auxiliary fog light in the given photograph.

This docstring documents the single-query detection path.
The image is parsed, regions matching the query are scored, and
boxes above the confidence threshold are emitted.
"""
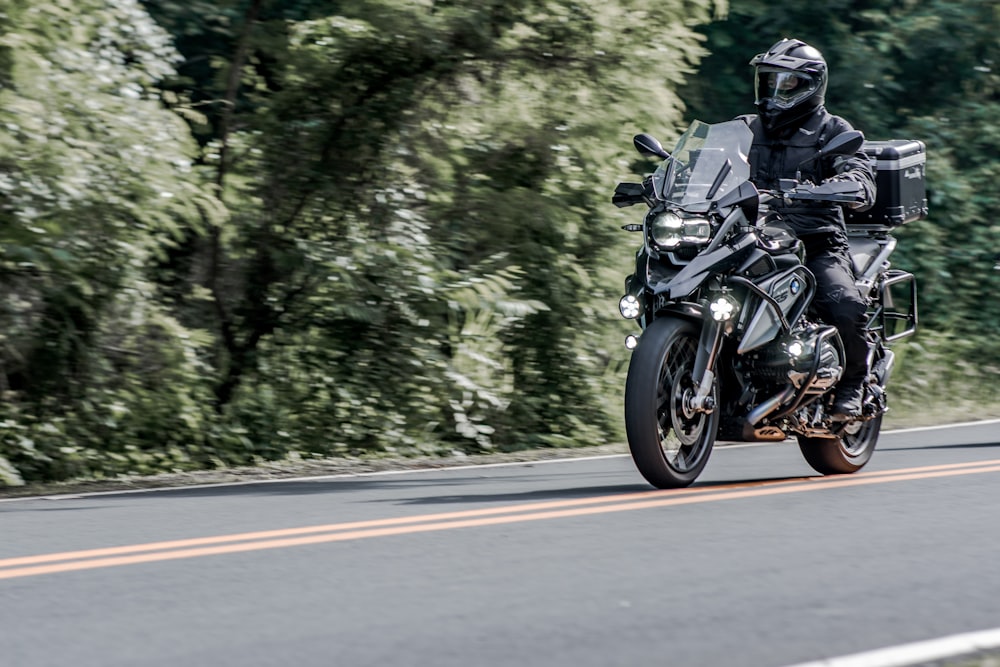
[624,335,639,350]
[787,340,805,357]
[619,294,641,319]
[709,296,737,322]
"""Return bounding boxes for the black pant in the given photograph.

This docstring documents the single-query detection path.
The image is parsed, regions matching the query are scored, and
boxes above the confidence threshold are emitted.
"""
[801,232,869,390]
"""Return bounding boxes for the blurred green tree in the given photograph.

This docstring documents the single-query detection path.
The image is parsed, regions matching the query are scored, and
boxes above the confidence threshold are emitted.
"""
[0,0,224,483]
[0,0,725,484]
[141,0,724,456]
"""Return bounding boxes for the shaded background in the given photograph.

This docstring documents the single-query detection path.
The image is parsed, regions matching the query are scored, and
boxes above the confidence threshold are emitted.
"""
[1,0,997,485]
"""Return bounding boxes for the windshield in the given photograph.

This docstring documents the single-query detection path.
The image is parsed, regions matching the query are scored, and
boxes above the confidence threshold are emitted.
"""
[651,120,752,212]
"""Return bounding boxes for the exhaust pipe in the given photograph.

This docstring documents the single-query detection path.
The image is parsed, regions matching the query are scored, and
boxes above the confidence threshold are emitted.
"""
[746,386,796,426]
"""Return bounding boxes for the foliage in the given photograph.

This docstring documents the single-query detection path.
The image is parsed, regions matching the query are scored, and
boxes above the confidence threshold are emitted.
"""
[0,0,721,483]
[0,0,222,483]
[5,0,996,487]
[138,0,724,458]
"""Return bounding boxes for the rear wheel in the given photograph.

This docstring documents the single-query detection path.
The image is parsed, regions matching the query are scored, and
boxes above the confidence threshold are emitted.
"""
[624,317,719,488]
[797,413,882,474]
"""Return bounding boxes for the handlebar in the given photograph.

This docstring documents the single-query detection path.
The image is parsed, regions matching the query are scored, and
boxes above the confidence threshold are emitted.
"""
[614,177,864,210]
[760,179,865,206]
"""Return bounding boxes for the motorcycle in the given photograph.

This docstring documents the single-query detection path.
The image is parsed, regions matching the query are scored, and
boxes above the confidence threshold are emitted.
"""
[613,119,918,488]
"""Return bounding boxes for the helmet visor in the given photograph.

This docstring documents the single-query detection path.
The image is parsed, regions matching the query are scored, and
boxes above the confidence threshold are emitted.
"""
[754,68,818,109]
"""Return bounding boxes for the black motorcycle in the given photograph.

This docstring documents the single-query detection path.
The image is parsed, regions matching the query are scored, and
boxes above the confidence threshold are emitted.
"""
[613,120,919,488]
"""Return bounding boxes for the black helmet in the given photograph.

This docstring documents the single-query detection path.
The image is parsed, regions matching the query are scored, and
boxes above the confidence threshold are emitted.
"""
[750,38,828,133]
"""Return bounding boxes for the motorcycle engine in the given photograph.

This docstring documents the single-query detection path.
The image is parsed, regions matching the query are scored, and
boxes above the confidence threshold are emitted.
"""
[746,325,843,395]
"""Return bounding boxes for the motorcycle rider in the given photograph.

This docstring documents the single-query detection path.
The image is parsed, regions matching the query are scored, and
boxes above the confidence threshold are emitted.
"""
[738,38,877,420]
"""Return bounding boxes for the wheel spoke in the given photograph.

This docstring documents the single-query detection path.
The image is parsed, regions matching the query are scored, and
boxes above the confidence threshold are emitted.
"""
[672,447,687,469]
[843,420,874,455]
[654,334,712,474]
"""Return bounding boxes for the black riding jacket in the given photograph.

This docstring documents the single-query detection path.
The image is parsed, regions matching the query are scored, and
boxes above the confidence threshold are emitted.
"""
[737,107,876,237]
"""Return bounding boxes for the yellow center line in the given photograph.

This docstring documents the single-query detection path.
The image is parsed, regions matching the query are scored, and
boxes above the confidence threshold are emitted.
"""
[2,458,993,569]
[3,459,1000,581]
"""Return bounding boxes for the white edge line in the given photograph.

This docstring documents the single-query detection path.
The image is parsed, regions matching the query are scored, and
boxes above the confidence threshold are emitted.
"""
[884,417,1000,435]
[2,419,998,503]
[782,627,1000,667]
[0,454,633,502]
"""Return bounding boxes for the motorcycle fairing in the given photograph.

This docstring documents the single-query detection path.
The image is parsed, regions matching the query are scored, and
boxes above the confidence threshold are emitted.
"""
[715,181,760,223]
[662,234,756,301]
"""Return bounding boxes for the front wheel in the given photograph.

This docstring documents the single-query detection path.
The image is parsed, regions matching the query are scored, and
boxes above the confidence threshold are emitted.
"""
[797,413,882,475]
[624,317,719,488]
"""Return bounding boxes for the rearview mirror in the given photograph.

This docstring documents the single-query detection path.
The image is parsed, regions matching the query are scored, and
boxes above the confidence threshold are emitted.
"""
[796,130,865,179]
[819,130,864,158]
[633,133,671,159]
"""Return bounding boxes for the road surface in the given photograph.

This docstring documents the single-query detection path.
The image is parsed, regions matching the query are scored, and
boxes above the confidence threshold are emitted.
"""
[2,421,999,667]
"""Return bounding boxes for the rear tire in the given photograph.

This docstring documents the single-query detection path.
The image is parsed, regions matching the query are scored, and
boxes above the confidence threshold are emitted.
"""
[797,413,882,475]
[624,317,718,488]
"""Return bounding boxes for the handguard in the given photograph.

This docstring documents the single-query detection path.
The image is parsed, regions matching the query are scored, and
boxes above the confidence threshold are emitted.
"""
[786,180,866,206]
[613,180,652,208]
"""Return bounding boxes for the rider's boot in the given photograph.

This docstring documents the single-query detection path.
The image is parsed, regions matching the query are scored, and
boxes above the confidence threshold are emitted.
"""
[830,381,864,421]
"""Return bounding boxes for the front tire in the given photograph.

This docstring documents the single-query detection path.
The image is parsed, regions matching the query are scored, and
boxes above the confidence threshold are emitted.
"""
[797,413,882,475]
[624,317,719,488]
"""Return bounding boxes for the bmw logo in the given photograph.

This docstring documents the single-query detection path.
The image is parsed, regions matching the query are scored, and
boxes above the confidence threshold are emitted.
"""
[789,278,802,295]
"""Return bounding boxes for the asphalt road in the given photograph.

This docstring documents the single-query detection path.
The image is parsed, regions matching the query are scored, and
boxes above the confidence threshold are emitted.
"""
[2,421,1000,667]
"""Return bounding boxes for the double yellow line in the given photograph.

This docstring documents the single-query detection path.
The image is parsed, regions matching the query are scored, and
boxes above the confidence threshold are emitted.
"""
[4,459,1000,581]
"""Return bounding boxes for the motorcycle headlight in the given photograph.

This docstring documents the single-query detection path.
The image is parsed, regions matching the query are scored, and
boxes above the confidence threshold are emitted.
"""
[649,212,712,249]
[649,212,684,248]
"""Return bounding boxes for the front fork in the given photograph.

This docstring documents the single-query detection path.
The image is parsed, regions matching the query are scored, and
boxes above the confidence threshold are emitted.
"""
[687,314,725,414]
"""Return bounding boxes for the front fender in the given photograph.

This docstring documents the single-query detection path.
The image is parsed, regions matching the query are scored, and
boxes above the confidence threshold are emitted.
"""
[655,301,703,321]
